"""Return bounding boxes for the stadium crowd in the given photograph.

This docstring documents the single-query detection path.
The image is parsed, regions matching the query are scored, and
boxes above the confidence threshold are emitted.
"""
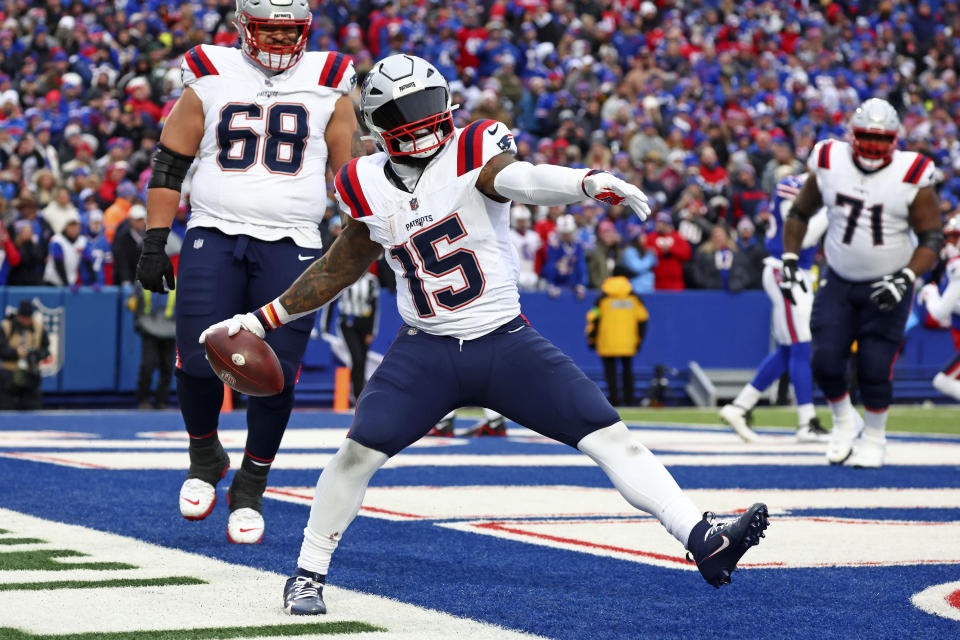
[0,0,957,297]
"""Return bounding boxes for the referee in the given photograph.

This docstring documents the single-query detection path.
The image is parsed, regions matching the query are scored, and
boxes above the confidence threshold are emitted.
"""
[338,268,380,402]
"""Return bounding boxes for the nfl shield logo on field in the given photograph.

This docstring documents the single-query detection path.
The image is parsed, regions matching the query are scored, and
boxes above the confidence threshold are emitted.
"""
[410,198,419,211]
[194,239,204,249]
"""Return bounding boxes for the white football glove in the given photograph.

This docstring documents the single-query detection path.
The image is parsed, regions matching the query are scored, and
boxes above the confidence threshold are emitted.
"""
[198,313,265,344]
[582,170,651,221]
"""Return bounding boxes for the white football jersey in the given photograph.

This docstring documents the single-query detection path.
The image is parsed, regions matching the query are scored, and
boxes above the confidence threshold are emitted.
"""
[335,119,521,340]
[808,139,936,281]
[182,45,356,249]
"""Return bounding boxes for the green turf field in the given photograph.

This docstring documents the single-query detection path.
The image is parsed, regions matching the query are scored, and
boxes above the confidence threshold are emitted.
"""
[616,405,960,436]
[454,405,960,435]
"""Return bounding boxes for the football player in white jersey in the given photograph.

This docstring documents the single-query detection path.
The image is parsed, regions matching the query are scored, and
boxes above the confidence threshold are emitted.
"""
[917,216,960,400]
[200,55,769,612]
[136,0,361,544]
[780,98,944,468]
[719,172,829,443]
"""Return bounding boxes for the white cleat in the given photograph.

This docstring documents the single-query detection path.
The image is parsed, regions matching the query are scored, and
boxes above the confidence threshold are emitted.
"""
[846,432,886,468]
[227,507,264,544]
[826,411,864,465]
[719,404,759,442]
[796,417,830,443]
[180,478,218,521]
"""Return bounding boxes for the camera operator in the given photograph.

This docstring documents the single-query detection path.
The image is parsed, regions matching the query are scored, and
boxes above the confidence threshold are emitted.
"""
[0,300,49,410]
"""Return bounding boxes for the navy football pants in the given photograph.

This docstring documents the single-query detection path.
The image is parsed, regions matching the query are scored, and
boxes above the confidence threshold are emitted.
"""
[175,227,316,450]
[810,267,911,411]
[348,316,621,457]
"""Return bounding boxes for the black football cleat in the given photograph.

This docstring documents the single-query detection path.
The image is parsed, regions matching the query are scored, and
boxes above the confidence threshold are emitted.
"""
[283,568,327,615]
[464,416,507,437]
[427,416,455,437]
[687,503,769,588]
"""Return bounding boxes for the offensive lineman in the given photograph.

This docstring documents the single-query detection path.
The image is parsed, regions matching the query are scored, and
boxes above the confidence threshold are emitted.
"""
[136,0,360,543]
[719,173,830,443]
[917,216,960,400]
[780,98,943,468]
[200,55,769,612]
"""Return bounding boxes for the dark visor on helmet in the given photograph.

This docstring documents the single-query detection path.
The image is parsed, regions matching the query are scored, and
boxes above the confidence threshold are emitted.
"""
[371,87,448,132]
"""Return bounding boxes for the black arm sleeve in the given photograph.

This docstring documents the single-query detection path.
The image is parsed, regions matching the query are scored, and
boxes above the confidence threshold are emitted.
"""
[147,143,194,192]
[917,228,945,255]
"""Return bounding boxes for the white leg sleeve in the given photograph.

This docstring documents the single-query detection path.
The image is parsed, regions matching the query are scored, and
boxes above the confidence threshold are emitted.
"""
[493,161,590,205]
[297,439,388,575]
[577,422,702,547]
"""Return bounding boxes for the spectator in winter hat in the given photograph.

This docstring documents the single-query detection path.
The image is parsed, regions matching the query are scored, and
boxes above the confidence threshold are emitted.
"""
[645,212,692,291]
[98,161,129,205]
[42,187,79,235]
[103,181,138,244]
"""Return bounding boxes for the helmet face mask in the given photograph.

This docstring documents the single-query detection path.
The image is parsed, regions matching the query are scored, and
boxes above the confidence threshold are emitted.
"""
[235,0,311,72]
[361,55,455,161]
[849,98,900,170]
[372,87,454,157]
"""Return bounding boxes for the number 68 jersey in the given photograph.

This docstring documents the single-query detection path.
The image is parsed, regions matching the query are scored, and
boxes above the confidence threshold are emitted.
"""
[335,119,522,340]
[182,45,355,249]
[808,139,937,282]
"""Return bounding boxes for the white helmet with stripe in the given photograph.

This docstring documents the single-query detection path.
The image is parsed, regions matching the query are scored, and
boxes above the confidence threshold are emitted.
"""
[235,0,311,72]
[360,54,454,160]
[849,98,900,170]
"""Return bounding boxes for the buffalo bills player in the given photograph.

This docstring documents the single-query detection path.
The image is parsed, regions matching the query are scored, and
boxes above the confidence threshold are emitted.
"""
[917,216,960,400]
[780,98,943,468]
[136,0,361,543]
[719,173,829,442]
[201,55,769,611]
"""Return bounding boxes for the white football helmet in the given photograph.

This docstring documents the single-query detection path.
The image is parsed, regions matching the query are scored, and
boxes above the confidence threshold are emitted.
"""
[235,0,311,72]
[360,54,454,160]
[849,98,900,170]
[944,216,960,261]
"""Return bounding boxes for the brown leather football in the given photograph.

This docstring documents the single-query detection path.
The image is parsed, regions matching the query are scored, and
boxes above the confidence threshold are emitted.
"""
[204,327,284,397]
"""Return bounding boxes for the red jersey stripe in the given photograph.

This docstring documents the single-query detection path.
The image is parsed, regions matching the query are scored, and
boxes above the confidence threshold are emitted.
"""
[193,45,218,75]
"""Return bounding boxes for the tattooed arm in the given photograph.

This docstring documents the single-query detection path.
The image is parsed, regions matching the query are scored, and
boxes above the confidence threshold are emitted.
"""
[198,217,383,341]
[281,217,384,315]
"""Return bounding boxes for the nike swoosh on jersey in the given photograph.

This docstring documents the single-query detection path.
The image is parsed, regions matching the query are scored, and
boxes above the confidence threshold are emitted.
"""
[507,326,524,333]
[298,254,316,261]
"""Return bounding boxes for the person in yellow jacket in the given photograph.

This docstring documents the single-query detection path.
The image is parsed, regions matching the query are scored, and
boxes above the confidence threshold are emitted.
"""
[586,266,649,406]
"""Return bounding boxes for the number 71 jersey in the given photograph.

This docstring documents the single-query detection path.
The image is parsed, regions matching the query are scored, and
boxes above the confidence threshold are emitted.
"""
[809,139,936,282]
[182,45,355,249]
[335,120,522,340]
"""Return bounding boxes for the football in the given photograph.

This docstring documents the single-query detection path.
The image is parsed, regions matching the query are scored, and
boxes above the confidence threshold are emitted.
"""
[204,327,284,397]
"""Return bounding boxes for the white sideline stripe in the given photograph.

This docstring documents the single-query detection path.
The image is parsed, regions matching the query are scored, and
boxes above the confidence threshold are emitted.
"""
[5,441,960,469]
[912,580,960,621]
[438,516,960,570]
[268,485,960,570]
[267,486,960,521]
[0,508,545,639]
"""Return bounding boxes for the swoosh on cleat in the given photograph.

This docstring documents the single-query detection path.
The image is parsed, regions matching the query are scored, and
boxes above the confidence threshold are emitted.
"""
[182,498,200,505]
[704,534,730,560]
[239,528,262,533]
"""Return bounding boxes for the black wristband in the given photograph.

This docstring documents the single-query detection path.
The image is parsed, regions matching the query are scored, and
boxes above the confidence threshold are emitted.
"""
[143,227,171,251]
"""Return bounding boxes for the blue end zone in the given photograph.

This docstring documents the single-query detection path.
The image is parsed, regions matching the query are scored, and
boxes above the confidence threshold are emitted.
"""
[1,411,959,639]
